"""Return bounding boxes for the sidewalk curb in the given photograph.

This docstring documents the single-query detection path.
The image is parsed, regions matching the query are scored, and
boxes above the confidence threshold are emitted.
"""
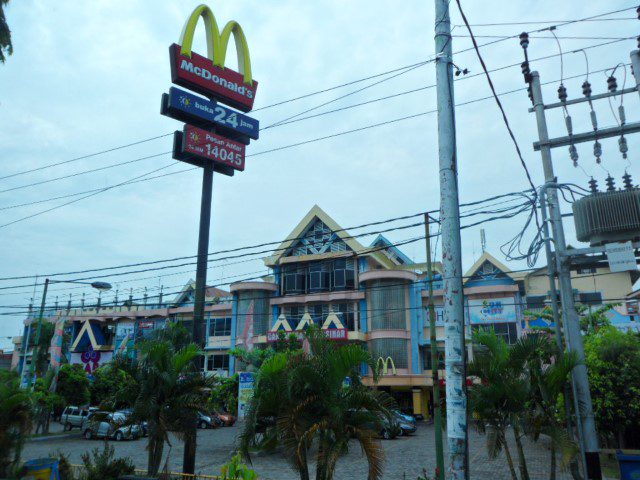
[27,433,80,442]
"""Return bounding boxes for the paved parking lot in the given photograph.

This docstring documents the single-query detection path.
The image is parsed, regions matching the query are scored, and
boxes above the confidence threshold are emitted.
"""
[23,422,574,479]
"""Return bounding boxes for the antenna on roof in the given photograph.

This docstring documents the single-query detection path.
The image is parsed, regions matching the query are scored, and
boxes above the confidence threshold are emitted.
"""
[480,229,487,254]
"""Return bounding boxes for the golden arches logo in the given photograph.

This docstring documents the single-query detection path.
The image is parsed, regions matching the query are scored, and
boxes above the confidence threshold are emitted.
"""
[376,356,397,375]
[179,4,253,86]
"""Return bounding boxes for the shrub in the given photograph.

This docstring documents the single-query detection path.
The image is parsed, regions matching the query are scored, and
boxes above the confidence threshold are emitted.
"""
[79,443,135,480]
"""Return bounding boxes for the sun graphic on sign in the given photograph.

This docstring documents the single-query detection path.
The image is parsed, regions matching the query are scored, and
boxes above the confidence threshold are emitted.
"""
[179,96,191,107]
[189,131,200,142]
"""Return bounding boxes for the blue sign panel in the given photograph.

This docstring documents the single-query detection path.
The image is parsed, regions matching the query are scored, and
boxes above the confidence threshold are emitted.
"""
[162,87,259,141]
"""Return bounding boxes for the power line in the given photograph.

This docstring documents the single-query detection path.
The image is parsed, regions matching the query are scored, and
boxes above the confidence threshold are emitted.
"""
[0,193,536,293]
[453,18,636,28]
[3,35,629,214]
[0,61,622,233]
[2,5,630,184]
[0,152,170,195]
[0,191,535,300]
[455,0,538,201]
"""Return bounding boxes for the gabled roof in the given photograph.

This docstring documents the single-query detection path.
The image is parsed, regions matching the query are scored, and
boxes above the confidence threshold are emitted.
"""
[264,205,393,268]
[170,281,231,307]
[463,251,518,285]
[369,234,414,266]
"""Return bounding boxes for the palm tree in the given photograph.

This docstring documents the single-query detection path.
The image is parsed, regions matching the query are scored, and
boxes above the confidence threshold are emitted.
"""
[117,340,215,475]
[0,370,33,477]
[0,0,12,63]
[240,327,393,480]
[468,330,529,480]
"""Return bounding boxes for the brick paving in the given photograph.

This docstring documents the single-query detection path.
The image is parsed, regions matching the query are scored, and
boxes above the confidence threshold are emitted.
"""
[23,422,578,479]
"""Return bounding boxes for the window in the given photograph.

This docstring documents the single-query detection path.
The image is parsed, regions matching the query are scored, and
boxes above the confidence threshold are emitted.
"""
[369,280,406,330]
[282,259,356,295]
[236,291,271,336]
[422,347,445,370]
[207,354,230,371]
[579,292,602,306]
[476,323,518,344]
[526,295,546,310]
[209,317,231,336]
[369,338,408,369]
[335,303,355,331]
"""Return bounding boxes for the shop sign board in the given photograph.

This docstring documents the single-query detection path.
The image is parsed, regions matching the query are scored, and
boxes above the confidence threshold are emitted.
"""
[237,372,255,419]
[467,298,517,324]
[175,124,246,173]
[169,5,258,112]
[266,327,347,342]
[162,87,259,141]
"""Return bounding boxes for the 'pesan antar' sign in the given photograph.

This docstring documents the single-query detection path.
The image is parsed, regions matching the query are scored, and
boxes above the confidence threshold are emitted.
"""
[169,5,258,112]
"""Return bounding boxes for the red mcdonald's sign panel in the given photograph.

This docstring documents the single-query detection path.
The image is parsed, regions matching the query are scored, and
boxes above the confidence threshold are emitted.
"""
[182,125,246,171]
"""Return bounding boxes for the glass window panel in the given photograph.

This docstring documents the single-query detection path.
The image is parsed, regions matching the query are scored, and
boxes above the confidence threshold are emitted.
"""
[369,338,408,369]
[369,280,406,330]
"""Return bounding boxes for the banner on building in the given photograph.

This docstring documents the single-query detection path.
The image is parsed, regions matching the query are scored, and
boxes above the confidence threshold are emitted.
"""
[237,372,255,419]
[467,298,516,324]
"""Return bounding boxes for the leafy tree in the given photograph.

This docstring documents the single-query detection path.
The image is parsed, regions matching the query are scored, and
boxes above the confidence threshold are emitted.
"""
[209,374,239,415]
[89,364,136,409]
[116,340,216,475]
[33,371,64,434]
[0,370,33,477]
[57,363,90,406]
[584,326,640,448]
[30,321,55,378]
[147,320,191,349]
[523,303,618,336]
[0,0,12,63]
[240,326,393,480]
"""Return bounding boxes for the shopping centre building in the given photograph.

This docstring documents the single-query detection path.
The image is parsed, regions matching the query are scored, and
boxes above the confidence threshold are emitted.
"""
[13,205,640,416]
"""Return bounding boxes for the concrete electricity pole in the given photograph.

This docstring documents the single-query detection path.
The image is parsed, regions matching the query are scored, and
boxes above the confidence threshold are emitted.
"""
[530,72,601,479]
[434,1,468,478]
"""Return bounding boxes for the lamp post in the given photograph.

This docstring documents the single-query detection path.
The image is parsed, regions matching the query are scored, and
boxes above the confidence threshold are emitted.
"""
[22,278,112,388]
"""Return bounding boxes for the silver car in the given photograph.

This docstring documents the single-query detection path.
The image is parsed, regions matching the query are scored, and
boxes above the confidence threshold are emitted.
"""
[82,411,141,441]
[60,406,97,431]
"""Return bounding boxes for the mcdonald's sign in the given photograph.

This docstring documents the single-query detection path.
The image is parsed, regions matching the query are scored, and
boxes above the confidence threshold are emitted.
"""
[376,356,397,375]
[170,5,258,112]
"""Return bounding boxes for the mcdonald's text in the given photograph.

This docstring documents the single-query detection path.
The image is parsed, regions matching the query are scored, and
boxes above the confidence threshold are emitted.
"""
[170,44,257,112]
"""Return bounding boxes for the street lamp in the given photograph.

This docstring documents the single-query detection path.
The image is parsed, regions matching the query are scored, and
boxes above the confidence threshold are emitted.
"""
[22,278,112,388]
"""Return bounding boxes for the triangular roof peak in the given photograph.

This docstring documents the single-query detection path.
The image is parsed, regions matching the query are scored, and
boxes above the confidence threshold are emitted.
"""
[265,205,370,266]
[370,234,414,266]
[463,251,516,285]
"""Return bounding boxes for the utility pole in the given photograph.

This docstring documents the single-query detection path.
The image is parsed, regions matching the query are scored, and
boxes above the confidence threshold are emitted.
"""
[182,163,214,475]
[434,1,468,478]
[425,213,445,480]
[530,72,601,479]
[27,278,50,388]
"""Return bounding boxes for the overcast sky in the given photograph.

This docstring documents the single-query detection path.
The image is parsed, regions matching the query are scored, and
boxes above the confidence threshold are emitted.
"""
[1,0,638,349]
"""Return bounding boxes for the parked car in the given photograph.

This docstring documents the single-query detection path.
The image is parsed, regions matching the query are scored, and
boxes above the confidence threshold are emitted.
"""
[82,411,141,441]
[60,406,97,431]
[197,411,215,429]
[392,409,417,425]
[349,409,400,440]
[391,410,417,435]
[213,411,236,427]
[378,414,402,439]
[117,408,147,436]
